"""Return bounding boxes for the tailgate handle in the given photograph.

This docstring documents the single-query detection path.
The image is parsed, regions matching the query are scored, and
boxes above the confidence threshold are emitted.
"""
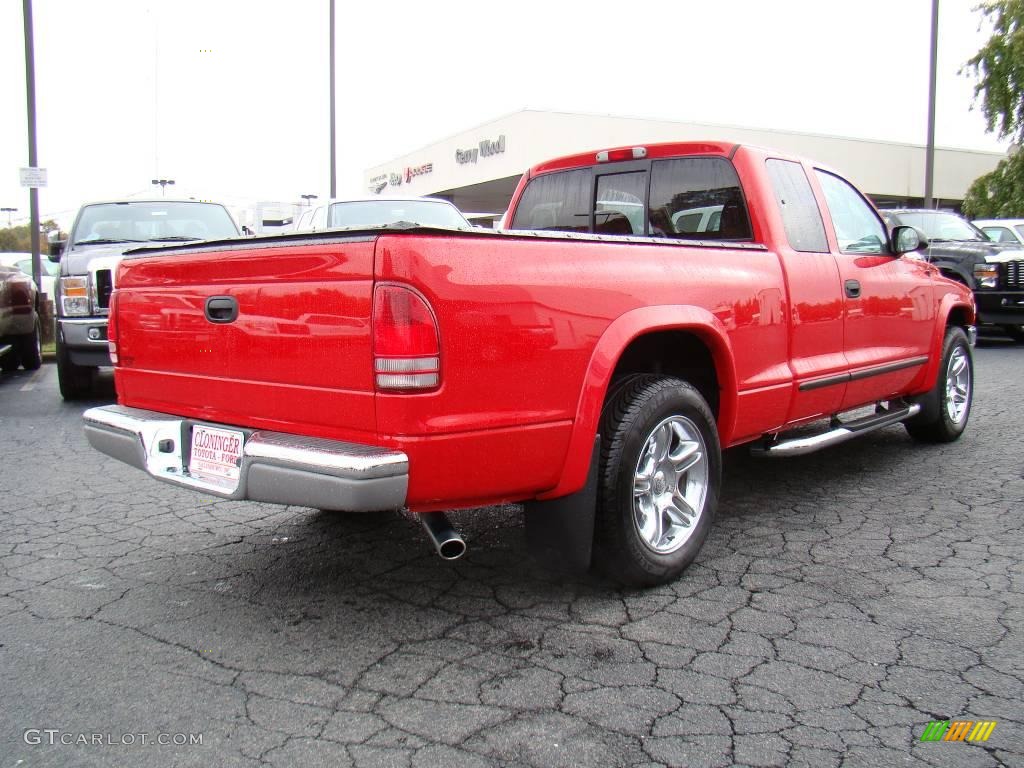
[205,296,238,323]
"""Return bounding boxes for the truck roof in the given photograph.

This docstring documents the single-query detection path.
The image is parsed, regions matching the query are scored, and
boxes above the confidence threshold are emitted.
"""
[527,141,827,178]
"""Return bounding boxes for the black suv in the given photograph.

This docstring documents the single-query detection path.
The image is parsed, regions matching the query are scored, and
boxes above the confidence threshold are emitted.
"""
[881,209,1024,343]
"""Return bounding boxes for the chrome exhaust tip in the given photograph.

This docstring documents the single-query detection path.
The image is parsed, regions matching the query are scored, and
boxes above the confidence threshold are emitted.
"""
[418,512,466,560]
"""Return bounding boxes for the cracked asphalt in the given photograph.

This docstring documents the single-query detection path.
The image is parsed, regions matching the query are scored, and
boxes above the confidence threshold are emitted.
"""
[1,339,1021,768]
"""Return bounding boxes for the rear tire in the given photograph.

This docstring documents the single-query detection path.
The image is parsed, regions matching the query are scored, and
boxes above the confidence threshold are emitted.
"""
[56,337,92,400]
[1003,324,1024,343]
[594,375,721,587]
[17,317,42,371]
[905,326,972,443]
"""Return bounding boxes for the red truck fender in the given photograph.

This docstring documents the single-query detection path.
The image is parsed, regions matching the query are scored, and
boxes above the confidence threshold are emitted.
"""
[537,305,738,501]
[912,295,976,396]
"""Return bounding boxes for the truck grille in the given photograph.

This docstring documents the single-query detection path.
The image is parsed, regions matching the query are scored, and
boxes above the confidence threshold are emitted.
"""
[95,269,113,309]
[1005,260,1023,289]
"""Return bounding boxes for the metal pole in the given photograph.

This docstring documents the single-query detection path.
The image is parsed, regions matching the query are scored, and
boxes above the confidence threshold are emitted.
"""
[23,0,41,292]
[329,0,336,199]
[924,0,939,209]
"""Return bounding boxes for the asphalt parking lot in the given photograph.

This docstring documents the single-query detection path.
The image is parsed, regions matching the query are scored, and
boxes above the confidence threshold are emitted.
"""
[1,340,1021,768]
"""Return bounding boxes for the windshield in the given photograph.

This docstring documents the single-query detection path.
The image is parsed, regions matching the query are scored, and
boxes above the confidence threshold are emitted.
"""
[72,202,238,245]
[890,211,984,242]
[15,258,59,277]
[327,200,469,230]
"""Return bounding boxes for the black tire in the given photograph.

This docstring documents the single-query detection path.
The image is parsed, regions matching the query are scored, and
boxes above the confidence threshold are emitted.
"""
[17,317,42,371]
[905,326,973,443]
[594,375,721,587]
[1002,325,1024,343]
[56,337,92,400]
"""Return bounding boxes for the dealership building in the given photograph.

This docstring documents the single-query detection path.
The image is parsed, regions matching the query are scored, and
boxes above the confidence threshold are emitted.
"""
[363,110,1005,222]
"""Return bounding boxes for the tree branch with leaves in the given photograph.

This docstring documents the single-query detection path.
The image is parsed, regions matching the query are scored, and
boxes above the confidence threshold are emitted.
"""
[963,0,1024,217]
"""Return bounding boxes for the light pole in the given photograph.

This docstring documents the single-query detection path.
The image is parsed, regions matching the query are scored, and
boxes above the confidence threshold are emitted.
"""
[300,194,318,207]
[924,0,939,209]
[329,0,336,199]
[1,207,16,227]
[151,178,175,196]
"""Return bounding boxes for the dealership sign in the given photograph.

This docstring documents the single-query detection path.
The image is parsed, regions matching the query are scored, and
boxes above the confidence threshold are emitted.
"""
[404,163,433,183]
[456,135,506,165]
[369,169,421,195]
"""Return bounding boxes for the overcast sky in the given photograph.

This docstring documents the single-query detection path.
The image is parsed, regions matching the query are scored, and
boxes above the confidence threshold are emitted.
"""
[0,0,1009,228]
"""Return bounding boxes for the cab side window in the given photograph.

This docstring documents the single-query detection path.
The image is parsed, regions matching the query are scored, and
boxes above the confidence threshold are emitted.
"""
[510,169,591,232]
[766,159,828,253]
[648,158,752,241]
[815,170,887,254]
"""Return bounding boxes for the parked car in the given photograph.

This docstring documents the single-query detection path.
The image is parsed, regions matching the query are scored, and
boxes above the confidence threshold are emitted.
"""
[84,141,974,587]
[0,252,59,302]
[50,199,241,399]
[0,263,42,373]
[973,218,1024,245]
[881,209,1024,343]
[294,197,473,233]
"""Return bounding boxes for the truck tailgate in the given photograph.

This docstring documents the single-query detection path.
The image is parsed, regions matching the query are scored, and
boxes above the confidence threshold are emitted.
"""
[113,238,377,441]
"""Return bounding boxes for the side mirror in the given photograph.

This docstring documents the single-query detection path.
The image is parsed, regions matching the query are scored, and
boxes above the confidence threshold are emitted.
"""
[892,225,928,255]
[48,240,65,261]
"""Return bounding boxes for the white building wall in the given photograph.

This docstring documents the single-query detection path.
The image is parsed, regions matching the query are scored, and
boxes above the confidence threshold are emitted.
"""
[364,110,1004,203]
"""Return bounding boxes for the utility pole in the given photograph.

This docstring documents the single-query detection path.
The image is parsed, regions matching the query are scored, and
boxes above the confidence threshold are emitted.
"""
[23,0,41,293]
[329,0,336,199]
[924,0,939,209]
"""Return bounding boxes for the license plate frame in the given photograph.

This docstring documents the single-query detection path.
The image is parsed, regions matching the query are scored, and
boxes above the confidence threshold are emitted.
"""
[188,424,245,490]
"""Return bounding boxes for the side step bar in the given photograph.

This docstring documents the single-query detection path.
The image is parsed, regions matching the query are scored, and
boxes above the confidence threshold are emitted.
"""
[751,403,921,458]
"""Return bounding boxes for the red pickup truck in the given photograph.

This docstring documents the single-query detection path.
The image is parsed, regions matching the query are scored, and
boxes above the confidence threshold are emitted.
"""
[83,141,976,586]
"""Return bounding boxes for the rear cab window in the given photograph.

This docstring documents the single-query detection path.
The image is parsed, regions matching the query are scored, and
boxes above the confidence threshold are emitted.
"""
[510,169,591,232]
[510,153,753,242]
[649,158,751,241]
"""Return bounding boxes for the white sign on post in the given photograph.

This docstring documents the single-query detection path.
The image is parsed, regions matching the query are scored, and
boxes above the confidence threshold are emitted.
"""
[19,167,48,188]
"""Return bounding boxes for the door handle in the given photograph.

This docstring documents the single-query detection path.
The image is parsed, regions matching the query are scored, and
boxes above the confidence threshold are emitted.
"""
[204,296,238,323]
[845,279,861,299]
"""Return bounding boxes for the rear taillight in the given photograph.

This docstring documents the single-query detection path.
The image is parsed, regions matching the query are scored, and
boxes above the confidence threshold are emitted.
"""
[372,284,440,391]
[107,291,119,365]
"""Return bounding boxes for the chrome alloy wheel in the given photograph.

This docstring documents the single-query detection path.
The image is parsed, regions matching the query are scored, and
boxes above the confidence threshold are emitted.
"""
[632,415,709,554]
[945,345,971,424]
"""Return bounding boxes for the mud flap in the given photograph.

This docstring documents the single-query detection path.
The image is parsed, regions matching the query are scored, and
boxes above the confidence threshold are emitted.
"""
[524,436,599,575]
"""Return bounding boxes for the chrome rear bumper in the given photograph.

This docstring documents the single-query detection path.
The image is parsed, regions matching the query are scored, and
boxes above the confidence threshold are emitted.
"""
[83,405,408,511]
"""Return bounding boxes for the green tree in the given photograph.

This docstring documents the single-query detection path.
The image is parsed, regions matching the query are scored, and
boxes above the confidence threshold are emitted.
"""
[962,151,1024,217]
[0,220,59,252]
[963,0,1024,217]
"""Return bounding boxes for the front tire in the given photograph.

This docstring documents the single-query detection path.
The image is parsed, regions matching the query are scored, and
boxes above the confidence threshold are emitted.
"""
[56,337,92,400]
[905,326,973,443]
[594,376,721,587]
